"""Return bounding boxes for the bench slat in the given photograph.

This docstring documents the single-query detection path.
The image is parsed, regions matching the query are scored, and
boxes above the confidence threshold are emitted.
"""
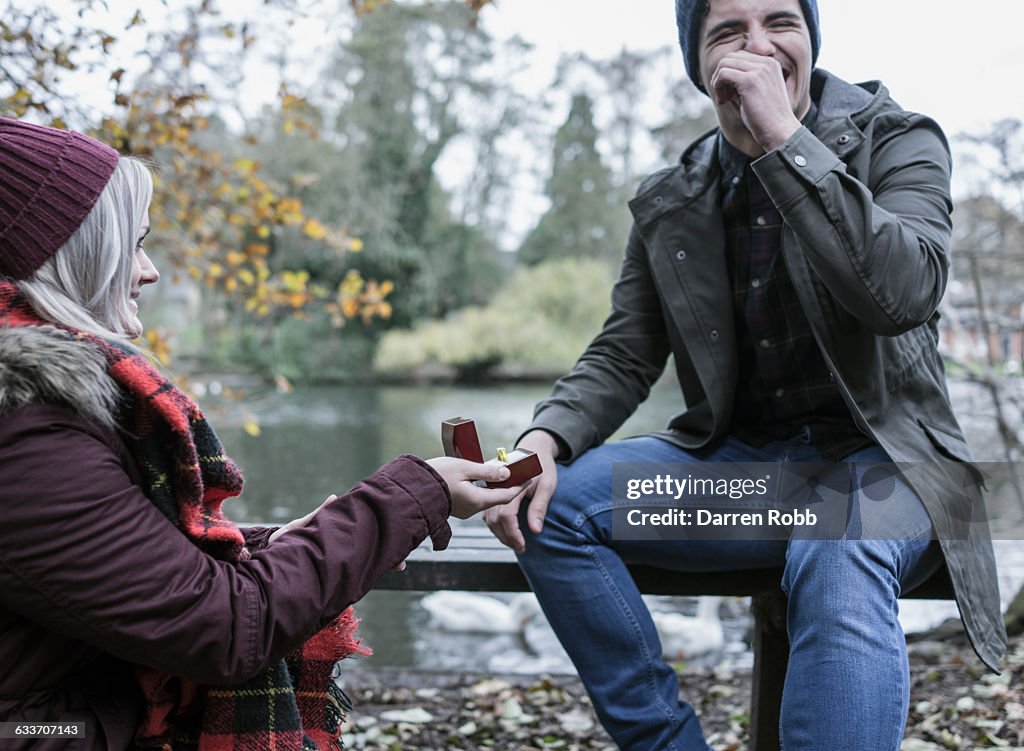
[377,529,955,599]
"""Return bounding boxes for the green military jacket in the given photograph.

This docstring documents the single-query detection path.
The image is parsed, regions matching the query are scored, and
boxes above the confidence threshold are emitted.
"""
[529,69,1006,671]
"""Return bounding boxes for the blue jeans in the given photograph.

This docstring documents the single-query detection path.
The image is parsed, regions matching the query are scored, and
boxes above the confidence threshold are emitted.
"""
[515,435,944,751]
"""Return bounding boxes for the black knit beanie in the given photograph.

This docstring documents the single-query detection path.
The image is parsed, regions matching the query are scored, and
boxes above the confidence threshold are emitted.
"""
[675,0,821,94]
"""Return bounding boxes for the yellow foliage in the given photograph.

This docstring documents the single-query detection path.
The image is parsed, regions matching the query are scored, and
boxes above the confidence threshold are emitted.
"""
[351,0,391,16]
[233,158,258,174]
[339,269,364,297]
[302,218,327,240]
[342,299,360,319]
[281,269,309,292]
[358,279,394,323]
[143,329,173,366]
[275,197,304,225]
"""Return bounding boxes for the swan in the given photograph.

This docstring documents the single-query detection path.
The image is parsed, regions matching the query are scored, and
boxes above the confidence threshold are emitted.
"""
[652,596,725,660]
[898,600,960,635]
[420,591,538,634]
[517,597,569,660]
[488,593,576,674]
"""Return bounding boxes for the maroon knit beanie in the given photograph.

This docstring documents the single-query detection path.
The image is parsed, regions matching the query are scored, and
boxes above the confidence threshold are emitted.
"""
[0,117,120,280]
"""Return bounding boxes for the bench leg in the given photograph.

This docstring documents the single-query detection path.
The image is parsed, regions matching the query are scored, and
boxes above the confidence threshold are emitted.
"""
[749,591,788,751]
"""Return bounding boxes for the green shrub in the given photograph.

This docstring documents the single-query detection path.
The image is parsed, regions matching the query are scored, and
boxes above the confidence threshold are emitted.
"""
[374,257,614,378]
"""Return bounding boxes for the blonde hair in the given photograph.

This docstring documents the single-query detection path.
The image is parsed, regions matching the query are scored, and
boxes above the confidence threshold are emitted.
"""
[18,157,153,342]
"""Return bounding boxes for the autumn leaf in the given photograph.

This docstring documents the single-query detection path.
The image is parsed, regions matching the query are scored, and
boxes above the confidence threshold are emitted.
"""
[143,328,173,366]
[301,218,326,240]
[242,417,262,437]
[350,0,391,17]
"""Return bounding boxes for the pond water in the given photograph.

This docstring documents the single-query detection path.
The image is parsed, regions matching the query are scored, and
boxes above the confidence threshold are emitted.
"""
[206,379,1024,675]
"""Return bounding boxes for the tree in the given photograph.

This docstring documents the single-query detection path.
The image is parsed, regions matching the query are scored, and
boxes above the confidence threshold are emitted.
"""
[649,69,719,165]
[572,46,715,182]
[946,119,1024,637]
[1,0,390,366]
[517,92,630,269]
[307,1,512,325]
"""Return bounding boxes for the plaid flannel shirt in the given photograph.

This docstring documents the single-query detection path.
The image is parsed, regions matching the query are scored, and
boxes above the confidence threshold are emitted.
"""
[718,106,871,461]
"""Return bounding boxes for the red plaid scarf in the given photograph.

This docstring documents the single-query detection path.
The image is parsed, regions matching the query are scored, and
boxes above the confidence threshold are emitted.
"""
[0,279,369,751]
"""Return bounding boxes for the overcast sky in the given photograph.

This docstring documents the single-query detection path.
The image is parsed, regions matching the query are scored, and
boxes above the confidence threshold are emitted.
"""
[68,0,1024,139]
[55,0,1024,243]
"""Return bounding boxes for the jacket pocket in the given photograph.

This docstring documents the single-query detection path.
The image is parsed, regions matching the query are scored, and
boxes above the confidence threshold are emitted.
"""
[917,418,985,489]
[917,418,971,462]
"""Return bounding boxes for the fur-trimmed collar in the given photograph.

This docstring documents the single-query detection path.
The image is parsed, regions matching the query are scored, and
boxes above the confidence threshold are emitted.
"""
[0,325,120,428]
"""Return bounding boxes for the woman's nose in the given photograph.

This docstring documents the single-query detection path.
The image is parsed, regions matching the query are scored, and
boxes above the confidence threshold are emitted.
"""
[140,250,160,285]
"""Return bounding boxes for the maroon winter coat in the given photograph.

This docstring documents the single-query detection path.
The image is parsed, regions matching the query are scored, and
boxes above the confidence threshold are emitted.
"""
[0,326,452,749]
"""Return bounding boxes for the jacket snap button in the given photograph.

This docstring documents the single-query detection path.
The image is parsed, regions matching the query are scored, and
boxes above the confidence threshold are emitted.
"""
[676,250,686,261]
[837,134,851,145]
[794,155,807,167]
[654,196,664,204]
[710,329,719,341]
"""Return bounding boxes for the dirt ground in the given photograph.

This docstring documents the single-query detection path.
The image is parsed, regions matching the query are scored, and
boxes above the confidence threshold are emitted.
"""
[338,631,1024,750]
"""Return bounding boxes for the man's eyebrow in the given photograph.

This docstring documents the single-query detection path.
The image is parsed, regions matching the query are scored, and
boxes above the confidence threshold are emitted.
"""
[765,10,803,23]
[705,10,803,40]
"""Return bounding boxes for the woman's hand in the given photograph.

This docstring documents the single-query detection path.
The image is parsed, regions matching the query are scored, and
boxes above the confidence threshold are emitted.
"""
[425,456,531,519]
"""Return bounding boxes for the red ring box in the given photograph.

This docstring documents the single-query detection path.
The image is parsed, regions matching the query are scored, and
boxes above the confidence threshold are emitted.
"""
[441,417,542,489]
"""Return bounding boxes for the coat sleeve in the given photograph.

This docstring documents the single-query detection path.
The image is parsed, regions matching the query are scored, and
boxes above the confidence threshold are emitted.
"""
[527,222,672,462]
[0,404,451,686]
[751,115,953,336]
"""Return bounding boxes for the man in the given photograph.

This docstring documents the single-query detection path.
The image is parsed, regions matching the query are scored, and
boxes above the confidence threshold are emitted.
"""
[485,1,1006,749]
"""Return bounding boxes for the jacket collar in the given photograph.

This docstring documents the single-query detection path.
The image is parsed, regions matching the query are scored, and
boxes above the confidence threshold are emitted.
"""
[0,326,120,428]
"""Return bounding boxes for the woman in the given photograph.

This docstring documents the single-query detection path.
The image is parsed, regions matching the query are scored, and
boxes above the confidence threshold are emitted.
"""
[0,117,525,750]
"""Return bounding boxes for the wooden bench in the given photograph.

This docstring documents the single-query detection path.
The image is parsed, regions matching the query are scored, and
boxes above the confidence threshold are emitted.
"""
[377,526,956,751]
